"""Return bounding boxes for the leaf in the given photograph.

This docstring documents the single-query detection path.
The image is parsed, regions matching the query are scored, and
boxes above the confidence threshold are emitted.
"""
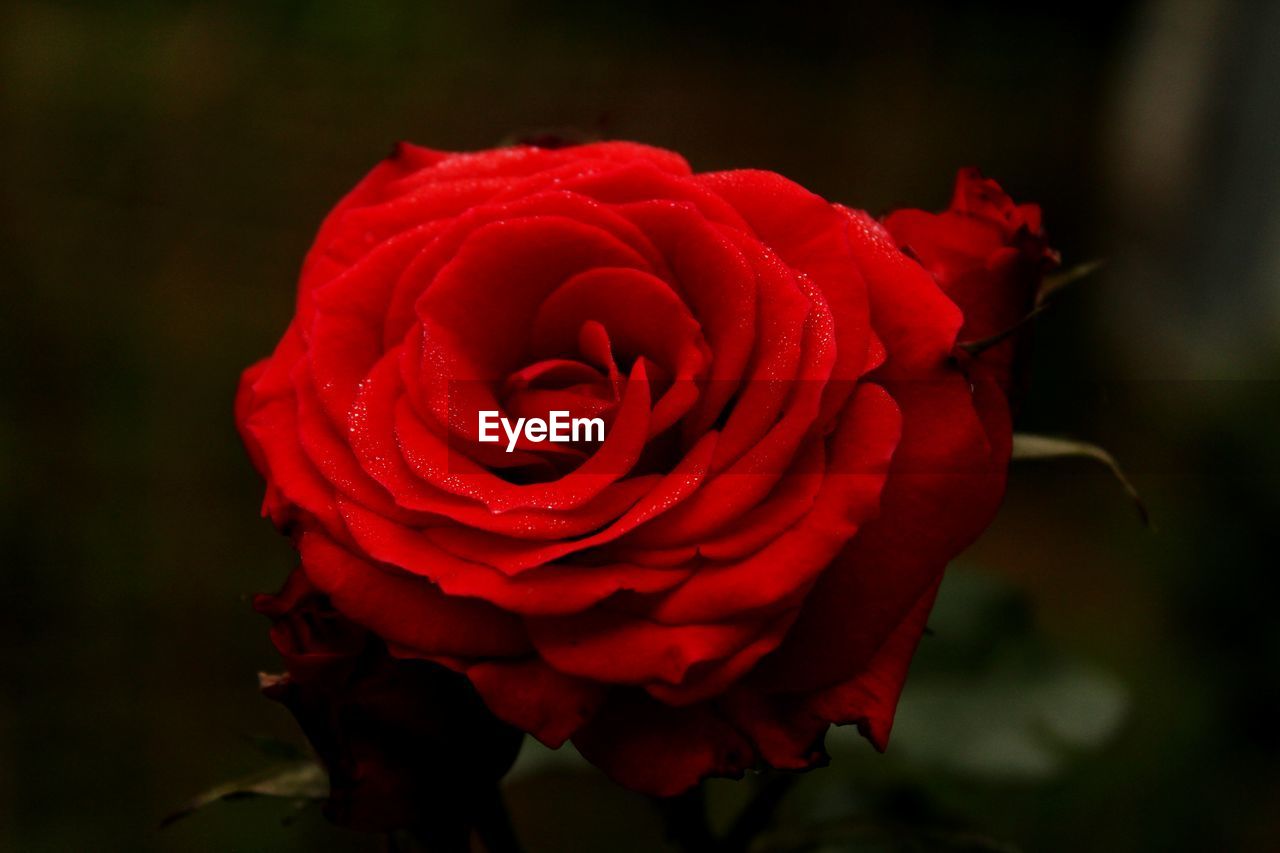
[161,760,327,828]
[1011,433,1149,526]
[1035,259,1104,306]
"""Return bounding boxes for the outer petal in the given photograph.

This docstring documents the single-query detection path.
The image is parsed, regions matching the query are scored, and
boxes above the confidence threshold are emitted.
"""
[750,206,1009,696]
[694,169,874,419]
[465,659,606,748]
[804,576,942,749]
[720,575,942,770]
[753,369,1010,693]
[572,694,756,797]
[298,531,531,659]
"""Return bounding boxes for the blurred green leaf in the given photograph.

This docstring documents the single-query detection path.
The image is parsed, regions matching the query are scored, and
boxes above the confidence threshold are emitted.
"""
[882,662,1127,780]
[754,817,1021,853]
[161,761,326,828]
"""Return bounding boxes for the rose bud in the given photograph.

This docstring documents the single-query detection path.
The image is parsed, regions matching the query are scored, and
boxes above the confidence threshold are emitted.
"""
[883,167,1060,396]
[237,142,1054,799]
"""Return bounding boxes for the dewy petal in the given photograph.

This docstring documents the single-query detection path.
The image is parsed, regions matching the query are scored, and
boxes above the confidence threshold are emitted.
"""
[423,432,717,573]
[841,207,963,372]
[692,440,825,562]
[343,344,642,516]
[562,161,751,229]
[694,170,873,412]
[293,360,424,526]
[643,610,799,706]
[298,531,530,659]
[384,190,670,356]
[744,204,1006,697]
[526,608,777,688]
[699,236,813,474]
[341,352,659,536]
[236,326,344,533]
[626,270,837,550]
[612,201,758,435]
[519,389,897,691]
[339,500,692,616]
[296,142,450,301]
[753,368,1009,693]
[392,359,654,513]
[642,384,900,625]
[414,215,655,379]
[531,266,708,382]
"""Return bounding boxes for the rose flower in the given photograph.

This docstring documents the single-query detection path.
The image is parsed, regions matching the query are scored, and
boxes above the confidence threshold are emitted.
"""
[237,142,1054,807]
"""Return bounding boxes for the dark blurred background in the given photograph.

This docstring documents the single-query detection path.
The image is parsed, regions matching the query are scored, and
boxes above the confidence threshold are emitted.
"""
[3,1,1278,850]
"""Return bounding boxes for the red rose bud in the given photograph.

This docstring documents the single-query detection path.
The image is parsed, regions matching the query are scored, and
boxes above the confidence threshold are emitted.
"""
[883,167,1059,395]
[254,570,523,833]
[237,142,1042,798]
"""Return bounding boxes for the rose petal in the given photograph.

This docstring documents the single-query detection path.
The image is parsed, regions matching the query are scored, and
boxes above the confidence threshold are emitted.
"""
[298,532,530,659]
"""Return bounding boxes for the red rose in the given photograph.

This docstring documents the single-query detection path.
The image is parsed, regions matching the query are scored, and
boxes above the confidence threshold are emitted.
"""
[883,167,1059,394]
[237,142,1050,798]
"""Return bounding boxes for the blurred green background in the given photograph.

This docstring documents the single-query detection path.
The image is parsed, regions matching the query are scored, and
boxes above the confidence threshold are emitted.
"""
[3,1,1278,850]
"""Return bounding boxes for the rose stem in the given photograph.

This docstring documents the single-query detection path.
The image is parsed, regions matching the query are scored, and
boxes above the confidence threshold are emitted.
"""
[472,784,525,853]
[720,773,798,853]
[656,785,718,852]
